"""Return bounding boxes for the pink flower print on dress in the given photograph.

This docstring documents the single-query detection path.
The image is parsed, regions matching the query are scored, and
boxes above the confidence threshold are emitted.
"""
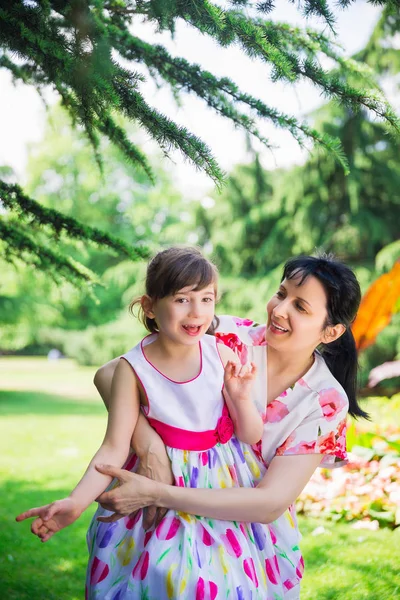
[132,550,149,580]
[195,577,218,600]
[201,451,209,466]
[297,377,310,389]
[90,556,110,585]
[215,332,248,364]
[283,440,317,455]
[276,432,296,456]
[124,511,141,530]
[283,578,296,591]
[248,325,267,347]
[201,525,214,547]
[317,430,336,455]
[233,317,254,327]
[268,524,277,545]
[243,557,259,587]
[335,418,347,459]
[221,528,243,558]
[266,400,290,423]
[296,556,305,579]
[265,556,280,585]
[156,515,181,540]
[319,388,347,421]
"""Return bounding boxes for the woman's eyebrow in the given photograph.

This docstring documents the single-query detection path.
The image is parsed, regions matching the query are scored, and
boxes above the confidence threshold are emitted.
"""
[296,295,311,307]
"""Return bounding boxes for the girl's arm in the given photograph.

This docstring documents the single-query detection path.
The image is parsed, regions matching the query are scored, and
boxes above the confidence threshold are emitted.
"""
[218,344,263,444]
[16,359,140,541]
[95,453,323,524]
[94,356,173,528]
[94,358,168,461]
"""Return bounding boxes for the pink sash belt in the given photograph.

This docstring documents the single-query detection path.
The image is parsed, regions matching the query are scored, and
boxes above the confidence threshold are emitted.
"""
[147,405,234,451]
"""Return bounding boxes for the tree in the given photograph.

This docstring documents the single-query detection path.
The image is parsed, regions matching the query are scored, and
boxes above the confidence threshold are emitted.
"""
[196,5,400,276]
[1,0,399,283]
[0,104,195,353]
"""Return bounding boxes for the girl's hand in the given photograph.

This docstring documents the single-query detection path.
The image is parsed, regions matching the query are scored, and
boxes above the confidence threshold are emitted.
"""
[15,497,82,543]
[224,361,257,404]
[95,464,159,522]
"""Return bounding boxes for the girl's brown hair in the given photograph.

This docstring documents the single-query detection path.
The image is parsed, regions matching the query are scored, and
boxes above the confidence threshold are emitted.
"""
[130,246,219,334]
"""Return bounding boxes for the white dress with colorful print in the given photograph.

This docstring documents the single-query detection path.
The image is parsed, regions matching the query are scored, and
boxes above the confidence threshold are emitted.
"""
[216,316,350,599]
[86,333,285,600]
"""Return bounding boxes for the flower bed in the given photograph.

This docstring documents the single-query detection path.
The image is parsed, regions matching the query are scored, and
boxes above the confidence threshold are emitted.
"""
[297,422,400,529]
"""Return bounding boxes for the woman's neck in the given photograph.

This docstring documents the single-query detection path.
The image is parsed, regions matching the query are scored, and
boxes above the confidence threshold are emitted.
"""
[267,345,315,392]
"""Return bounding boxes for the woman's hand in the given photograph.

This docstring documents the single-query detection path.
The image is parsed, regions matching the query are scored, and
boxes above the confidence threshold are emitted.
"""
[95,465,160,523]
[135,450,174,528]
[224,361,257,405]
[15,497,82,543]
[131,412,174,528]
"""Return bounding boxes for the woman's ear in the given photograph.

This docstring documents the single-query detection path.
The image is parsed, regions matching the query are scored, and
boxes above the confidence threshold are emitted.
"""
[321,323,346,344]
[140,295,155,319]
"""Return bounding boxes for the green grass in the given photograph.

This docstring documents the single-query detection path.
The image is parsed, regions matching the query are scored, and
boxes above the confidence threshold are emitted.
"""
[1,357,399,599]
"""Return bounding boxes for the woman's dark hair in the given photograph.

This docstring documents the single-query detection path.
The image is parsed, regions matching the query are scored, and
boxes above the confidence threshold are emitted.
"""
[130,246,219,334]
[282,254,369,419]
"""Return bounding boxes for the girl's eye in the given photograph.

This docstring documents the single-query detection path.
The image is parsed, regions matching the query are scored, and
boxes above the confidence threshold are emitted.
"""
[202,297,213,303]
[176,298,188,303]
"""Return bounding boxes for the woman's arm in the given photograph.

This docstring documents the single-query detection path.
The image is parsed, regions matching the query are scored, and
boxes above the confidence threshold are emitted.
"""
[96,453,322,524]
[218,344,263,444]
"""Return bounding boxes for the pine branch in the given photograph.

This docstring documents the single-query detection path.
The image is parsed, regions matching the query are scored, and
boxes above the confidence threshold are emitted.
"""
[0,181,150,261]
[0,217,97,284]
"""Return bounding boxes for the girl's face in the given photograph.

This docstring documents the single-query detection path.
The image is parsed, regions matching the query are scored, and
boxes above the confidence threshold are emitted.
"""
[266,274,333,354]
[143,283,216,345]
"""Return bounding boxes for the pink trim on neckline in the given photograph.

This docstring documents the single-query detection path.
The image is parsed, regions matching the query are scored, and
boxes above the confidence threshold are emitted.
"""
[140,334,203,384]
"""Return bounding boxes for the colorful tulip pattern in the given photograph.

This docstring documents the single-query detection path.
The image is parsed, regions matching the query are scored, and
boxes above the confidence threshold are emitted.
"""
[86,438,288,599]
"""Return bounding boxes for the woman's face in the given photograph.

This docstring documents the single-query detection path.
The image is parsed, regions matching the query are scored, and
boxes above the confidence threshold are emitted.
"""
[266,274,330,354]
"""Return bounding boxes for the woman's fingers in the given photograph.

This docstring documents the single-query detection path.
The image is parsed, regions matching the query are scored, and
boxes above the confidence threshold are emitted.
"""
[97,512,124,523]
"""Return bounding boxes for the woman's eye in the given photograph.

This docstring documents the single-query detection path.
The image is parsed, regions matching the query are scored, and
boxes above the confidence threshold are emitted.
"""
[276,290,285,298]
[296,302,306,312]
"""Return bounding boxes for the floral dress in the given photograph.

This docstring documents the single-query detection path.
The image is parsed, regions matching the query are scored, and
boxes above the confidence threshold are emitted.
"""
[216,316,349,600]
[86,333,284,600]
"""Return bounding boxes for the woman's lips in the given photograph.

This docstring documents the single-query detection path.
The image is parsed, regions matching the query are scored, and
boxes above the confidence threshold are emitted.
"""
[269,321,289,335]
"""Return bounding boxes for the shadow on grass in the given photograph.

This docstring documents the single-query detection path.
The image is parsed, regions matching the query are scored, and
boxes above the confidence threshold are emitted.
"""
[0,390,106,417]
[1,478,95,600]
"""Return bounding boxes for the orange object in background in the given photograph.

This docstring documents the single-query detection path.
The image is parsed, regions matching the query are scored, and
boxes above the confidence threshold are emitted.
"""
[352,261,400,352]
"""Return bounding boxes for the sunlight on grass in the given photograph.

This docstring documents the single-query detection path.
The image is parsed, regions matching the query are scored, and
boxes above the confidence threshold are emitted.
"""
[1,358,400,599]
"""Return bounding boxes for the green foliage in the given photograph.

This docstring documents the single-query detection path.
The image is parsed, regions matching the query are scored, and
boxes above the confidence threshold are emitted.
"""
[1,0,399,282]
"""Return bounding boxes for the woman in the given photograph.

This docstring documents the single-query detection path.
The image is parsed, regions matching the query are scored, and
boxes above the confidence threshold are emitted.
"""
[93,254,368,599]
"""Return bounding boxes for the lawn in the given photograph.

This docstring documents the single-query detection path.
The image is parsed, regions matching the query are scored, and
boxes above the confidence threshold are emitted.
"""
[1,357,399,599]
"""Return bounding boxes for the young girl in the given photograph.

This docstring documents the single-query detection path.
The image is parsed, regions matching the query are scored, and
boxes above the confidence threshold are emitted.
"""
[17,247,284,600]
